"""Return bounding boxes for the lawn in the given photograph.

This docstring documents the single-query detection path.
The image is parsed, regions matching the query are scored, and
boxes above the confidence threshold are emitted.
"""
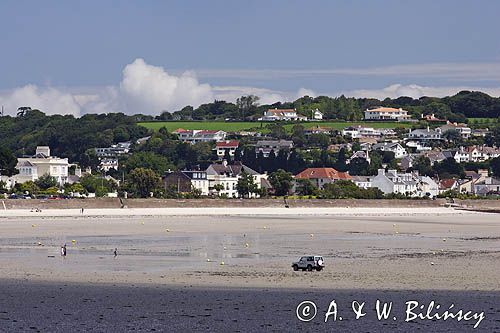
[138,121,412,133]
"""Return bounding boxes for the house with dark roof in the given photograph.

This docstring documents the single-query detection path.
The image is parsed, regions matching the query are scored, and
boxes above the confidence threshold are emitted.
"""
[205,161,267,197]
[163,170,209,195]
[255,140,294,157]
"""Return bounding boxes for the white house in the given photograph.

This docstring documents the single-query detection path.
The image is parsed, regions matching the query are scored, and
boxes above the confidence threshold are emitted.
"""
[258,108,307,121]
[163,170,210,196]
[255,140,294,157]
[407,128,442,141]
[205,161,266,198]
[372,142,407,159]
[439,122,472,139]
[99,158,119,172]
[311,109,323,120]
[15,146,69,185]
[364,107,410,121]
[173,129,227,144]
[215,140,239,159]
[342,126,382,139]
[369,169,438,197]
[95,142,131,157]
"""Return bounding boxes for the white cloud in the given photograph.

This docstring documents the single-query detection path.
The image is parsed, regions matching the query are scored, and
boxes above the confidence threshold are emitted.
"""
[0,85,81,116]
[119,58,213,114]
[2,59,499,117]
[344,83,500,99]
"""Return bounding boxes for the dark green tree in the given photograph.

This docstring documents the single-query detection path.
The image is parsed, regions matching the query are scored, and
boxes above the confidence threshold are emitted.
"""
[236,171,258,198]
[128,168,161,198]
[269,169,293,196]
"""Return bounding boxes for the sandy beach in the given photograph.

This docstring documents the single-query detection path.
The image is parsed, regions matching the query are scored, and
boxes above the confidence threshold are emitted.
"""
[1,207,499,331]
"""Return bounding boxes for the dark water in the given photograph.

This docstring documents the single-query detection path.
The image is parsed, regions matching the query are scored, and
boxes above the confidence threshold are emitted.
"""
[0,280,498,332]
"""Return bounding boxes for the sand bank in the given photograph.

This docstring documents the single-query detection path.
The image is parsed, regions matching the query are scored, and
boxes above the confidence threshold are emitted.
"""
[0,206,477,218]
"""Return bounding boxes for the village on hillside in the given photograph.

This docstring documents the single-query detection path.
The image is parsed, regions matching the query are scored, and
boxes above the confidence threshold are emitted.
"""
[1,104,499,200]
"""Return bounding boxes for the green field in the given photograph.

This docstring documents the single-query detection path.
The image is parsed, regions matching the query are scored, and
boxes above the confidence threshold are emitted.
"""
[138,121,411,132]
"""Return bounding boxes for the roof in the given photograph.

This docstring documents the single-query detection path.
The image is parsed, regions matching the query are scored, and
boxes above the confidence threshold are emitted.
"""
[366,107,406,113]
[206,162,259,176]
[295,168,351,180]
[256,140,294,147]
[17,160,35,167]
[215,140,239,148]
[267,108,296,115]
[372,142,401,150]
[439,178,456,190]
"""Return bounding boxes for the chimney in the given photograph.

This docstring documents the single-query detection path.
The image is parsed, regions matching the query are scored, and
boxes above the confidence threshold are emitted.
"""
[377,169,385,176]
[36,146,50,157]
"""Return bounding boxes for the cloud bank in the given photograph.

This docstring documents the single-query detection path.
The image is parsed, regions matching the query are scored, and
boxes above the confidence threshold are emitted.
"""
[1,59,500,117]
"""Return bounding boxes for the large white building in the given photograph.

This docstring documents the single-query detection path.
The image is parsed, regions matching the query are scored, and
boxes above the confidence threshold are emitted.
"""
[205,161,267,198]
[370,169,439,197]
[258,108,307,121]
[364,107,410,121]
[173,129,227,144]
[15,146,69,185]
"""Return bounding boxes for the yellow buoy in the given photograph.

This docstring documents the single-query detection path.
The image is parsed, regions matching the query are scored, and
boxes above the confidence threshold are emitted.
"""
[310,233,314,238]
[245,243,249,248]
[220,261,225,266]
[206,258,211,262]
[141,222,145,225]
[72,239,76,243]
[166,228,170,232]
[31,224,37,228]
[442,238,446,242]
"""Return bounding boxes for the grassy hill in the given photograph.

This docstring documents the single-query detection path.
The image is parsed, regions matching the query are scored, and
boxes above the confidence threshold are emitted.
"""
[138,121,411,133]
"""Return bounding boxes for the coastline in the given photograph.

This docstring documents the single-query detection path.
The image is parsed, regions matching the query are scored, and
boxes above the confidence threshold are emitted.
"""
[0,206,477,217]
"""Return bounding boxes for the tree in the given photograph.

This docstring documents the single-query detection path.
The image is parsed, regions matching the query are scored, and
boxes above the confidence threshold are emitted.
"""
[212,183,224,197]
[485,126,500,147]
[0,147,17,176]
[19,181,39,195]
[308,133,331,149]
[291,124,305,147]
[333,148,348,172]
[123,151,172,175]
[269,169,293,196]
[434,158,465,179]
[412,156,434,176]
[236,171,258,198]
[443,129,462,144]
[128,168,161,198]
[296,179,317,196]
[236,95,259,119]
[34,174,58,190]
[491,157,500,178]
[348,157,370,176]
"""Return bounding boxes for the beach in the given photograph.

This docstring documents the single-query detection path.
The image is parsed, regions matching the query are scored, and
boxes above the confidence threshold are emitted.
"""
[1,207,499,331]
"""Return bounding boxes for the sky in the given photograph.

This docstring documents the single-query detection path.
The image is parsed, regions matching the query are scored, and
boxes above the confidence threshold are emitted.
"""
[1,0,500,116]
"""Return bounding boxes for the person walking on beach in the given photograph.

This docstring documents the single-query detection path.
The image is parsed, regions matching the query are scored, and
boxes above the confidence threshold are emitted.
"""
[63,244,67,257]
[81,207,84,214]
[113,248,118,258]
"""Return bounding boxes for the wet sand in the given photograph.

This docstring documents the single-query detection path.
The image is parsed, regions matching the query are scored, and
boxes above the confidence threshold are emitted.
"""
[0,208,499,331]
[0,280,498,332]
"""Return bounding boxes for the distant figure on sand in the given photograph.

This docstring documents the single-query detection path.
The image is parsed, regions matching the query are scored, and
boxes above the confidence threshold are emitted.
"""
[81,208,84,214]
[113,248,118,258]
[61,244,67,257]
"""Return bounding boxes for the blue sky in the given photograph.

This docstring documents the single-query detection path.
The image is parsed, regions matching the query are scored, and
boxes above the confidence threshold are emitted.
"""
[1,0,500,115]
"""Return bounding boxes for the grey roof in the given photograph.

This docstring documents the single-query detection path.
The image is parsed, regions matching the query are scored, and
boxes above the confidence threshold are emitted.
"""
[372,142,401,150]
[206,162,259,176]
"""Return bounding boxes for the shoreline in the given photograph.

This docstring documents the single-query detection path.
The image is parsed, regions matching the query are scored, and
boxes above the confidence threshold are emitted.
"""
[0,206,480,218]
